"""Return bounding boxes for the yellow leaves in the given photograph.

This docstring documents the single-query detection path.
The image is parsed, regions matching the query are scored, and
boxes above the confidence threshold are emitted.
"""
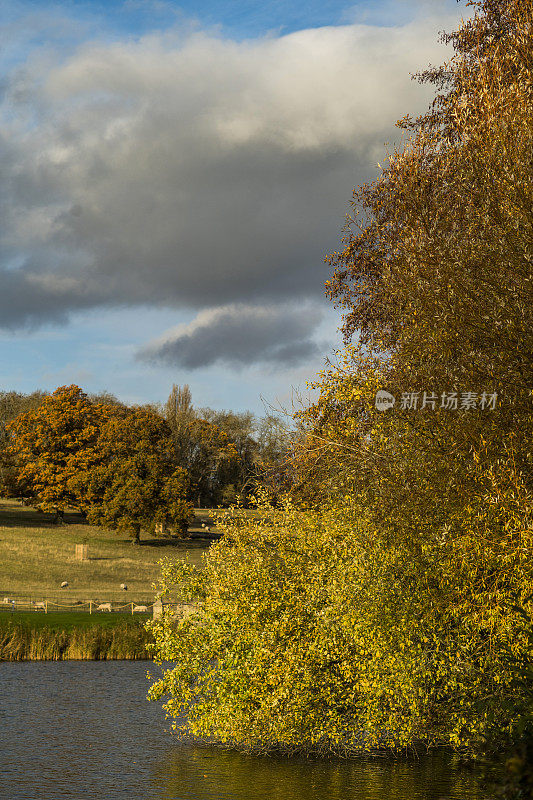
[145,0,533,757]
[149,495,436,750]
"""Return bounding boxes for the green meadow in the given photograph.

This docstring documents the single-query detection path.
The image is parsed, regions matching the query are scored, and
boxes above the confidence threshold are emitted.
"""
[0,611,152,630]
[0,498,213,602]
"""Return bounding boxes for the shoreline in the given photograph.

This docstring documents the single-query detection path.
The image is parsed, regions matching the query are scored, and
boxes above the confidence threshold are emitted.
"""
[0,620,152,661]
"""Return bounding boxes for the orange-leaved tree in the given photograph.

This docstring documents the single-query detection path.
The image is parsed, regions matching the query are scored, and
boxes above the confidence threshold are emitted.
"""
[6,386,192,540]
[6,385,103,522]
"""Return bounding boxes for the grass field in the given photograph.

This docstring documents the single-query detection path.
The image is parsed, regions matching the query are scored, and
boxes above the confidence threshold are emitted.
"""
[0,611,152,630]
[0,498,215,601]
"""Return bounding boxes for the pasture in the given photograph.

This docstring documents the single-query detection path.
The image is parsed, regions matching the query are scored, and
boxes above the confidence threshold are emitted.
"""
[0,498,214,602]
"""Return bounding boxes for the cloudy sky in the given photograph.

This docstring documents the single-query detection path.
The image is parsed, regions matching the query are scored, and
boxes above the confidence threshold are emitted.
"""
[0,0,470,414]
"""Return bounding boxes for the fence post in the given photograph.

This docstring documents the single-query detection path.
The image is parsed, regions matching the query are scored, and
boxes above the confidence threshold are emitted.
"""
[45,600,48,614]
[89,600,92,615]
[75,544,88,560]
[153,599,163,620]
[131,602,134,615]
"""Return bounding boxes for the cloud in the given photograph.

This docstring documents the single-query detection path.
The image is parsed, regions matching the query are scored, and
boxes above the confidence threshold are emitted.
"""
[138,303,324,368]
[0,7,463,362]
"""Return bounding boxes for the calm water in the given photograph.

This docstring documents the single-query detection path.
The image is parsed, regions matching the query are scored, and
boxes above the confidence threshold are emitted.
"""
[0,662,486,800]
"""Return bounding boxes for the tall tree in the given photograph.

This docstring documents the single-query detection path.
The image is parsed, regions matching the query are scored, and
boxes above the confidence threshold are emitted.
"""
[198,409,259,503]
[299,0,533,752]
[6,386,102,521]
[150,0,533,760]
[164,384,195,466]
[164,386,238,507]
[83,405,192,544]
[255,413,294,496]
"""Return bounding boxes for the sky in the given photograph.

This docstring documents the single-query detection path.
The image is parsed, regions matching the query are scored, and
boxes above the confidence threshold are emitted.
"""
[0,0,471,415]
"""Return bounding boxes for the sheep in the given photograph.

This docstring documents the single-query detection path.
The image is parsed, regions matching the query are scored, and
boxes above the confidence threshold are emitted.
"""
[3,597,14,604]
[33,601,46,611]
[96,602,112,612]
[132,604,148,613]
[60,581,69,588]
[120,583,128,591]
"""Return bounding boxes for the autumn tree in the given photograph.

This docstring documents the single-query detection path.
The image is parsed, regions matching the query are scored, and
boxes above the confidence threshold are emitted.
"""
[5,386,192,540]
[197,408,260,504]
[150,0,533,760]
[186,417,238,507]
[83,405,192,544]
[0,390,49,500]
[296,0,533,754]
[164,386,239,507]
[6,386,102,521]
[252,413,295,499]
[0,390,48,433]
[163,385,294,506]
[164,384,195,466]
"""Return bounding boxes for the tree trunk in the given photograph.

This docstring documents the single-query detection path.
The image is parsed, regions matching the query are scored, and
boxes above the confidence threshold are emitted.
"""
[131,525,141,545]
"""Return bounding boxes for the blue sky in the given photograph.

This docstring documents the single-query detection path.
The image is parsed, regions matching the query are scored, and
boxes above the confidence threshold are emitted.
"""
[0,0,467,414]
[2,0,445,43]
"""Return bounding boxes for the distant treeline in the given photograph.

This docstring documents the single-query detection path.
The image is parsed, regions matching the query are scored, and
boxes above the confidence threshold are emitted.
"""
[0,384,293,542]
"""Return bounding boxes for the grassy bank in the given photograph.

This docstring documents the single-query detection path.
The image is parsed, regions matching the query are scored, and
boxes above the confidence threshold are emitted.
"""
[0,610,152,630]
[0,613,152,660]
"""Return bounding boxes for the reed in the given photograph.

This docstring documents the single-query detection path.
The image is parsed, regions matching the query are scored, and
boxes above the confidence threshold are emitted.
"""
[0,622,151,660]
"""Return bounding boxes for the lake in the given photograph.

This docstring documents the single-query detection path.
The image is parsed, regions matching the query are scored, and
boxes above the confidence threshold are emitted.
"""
[0,661,487,800]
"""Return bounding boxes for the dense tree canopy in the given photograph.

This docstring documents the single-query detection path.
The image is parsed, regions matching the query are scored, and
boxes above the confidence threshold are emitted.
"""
[163,383,292,507]
[82,404,192,544]
[4,385,192,540]
[0,382,293,538]
[0,390,49,501]
[149,0,533,766]
[5,386,103,521]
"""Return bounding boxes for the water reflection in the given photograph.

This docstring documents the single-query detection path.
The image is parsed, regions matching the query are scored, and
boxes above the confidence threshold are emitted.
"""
[0,662,485,800]
[150,747,481,800]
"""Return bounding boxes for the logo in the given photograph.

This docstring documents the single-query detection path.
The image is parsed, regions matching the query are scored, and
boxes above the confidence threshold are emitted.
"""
[374,388,498,411]
[375,390,396,411]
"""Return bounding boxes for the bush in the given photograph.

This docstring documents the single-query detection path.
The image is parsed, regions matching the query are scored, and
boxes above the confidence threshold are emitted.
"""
[148,492,533,755]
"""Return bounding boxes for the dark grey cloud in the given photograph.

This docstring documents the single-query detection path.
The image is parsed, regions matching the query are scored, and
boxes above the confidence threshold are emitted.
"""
[138,304,324,368]
[0,265,105,329]
[0,11,461,361]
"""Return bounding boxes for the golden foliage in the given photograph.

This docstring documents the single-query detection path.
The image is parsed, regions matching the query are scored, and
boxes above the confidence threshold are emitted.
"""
[149,0,533,758]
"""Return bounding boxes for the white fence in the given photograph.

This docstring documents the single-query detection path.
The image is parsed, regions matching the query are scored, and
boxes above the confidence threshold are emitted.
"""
[0,597,195,618]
